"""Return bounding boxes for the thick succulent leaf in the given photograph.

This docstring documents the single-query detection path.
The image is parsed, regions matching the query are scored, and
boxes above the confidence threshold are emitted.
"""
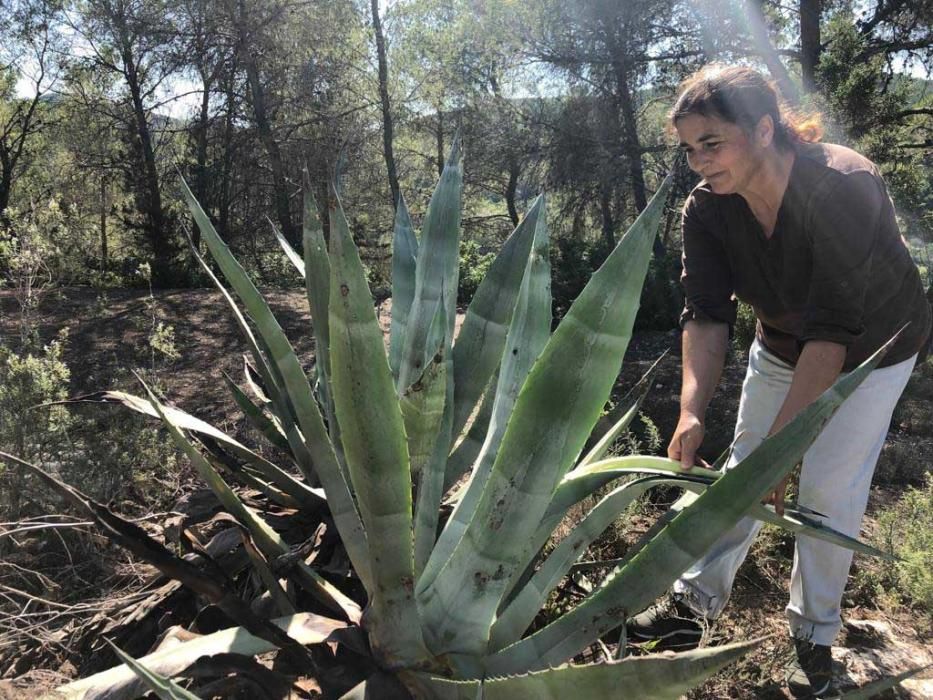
[53,613,345,700]
[202,451,301,510]
[223,516,297,616]
[243,356,272,404]
[413,639,758,699]
[417,178,670,656]
[420,205,551,596]
[401,304,448,478]
[444,371,497,492]
[105,640,200,700]
[396,138,462,394]
[61,390,325,512]
[549,456,716,522]
[449,196,543,440]
[141,381,360,622]
[490,476,683,651]
[301,169,337,444]
[389,193,419,379]
[269,216,306,277]
[485,339,893,674]
[578,353,665,468]
[412,299,455,576]
[828,665,932,699]
[748,503,894,560]
[223,373,292,453]
[327,183,427,664]
[180,177,371,592]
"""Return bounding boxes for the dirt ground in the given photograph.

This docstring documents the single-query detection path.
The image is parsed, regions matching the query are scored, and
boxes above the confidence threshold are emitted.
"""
[1,286,930,698]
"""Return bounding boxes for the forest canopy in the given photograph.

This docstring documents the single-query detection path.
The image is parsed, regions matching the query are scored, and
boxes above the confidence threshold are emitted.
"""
[0,0,930,311]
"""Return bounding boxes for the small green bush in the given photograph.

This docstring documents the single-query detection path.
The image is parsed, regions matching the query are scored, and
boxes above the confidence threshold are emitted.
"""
[867,476,933,614]
[0,331,72,520]
[458,238,495,303]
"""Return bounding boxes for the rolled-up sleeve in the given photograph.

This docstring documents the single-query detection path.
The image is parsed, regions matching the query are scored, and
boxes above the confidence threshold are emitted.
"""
[680,193,737,329]
[800,171,883,347]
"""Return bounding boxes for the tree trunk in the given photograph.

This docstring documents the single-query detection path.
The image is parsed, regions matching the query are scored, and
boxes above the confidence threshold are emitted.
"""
[505,162,520,227]
[235,1,297,249]
[744,0,800,105]
[120,37,172,284]
[192,73,212,251]
[599,181,615,253]
[435,109,445,176]
[799,0,821,94]
[100,175,108,268]
[0,159,11,218]
[243,52,297,248]
[370,0,400,209]
[607,30,666,257]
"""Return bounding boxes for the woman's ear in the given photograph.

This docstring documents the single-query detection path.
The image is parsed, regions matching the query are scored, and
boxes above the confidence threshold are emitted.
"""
[755,114,775,148]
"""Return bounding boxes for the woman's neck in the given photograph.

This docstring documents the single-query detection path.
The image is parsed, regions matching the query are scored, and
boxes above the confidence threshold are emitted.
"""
[738,146,796,236]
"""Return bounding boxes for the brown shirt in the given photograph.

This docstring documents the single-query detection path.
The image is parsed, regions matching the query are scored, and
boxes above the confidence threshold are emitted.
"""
[680,142,932,371]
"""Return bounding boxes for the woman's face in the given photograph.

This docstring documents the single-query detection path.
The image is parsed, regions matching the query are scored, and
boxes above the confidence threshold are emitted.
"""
[675,113,770,195]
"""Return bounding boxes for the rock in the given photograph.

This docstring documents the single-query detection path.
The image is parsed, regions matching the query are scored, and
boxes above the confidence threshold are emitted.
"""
[834,618,933,698]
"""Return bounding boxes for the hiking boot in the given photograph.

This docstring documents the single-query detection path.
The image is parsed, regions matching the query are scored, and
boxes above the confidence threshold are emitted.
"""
[626,594,704,650]
[786,638,833,698]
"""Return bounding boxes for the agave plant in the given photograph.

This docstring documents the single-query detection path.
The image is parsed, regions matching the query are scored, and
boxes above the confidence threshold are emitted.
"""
[12,142,901,700]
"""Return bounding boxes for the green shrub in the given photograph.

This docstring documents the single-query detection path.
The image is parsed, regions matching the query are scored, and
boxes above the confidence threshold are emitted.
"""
[872,476,933,613]
[458,238,495,303]
[0,330,72,520]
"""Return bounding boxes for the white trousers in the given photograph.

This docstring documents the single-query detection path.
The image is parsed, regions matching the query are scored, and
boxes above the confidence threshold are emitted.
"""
[673,340,916,646]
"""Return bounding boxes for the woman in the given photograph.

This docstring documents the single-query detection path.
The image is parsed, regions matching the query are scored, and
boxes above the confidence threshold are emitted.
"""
[627,65,931,698]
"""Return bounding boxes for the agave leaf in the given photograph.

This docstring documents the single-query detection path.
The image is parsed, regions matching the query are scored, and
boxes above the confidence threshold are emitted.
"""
[490,476,686,651]
[389,193,419,379]
[202,450,302,511]
[485,339,893,674]
[301,168,337,445]
[243,356,272,404]
[60,390,325,512]
[444,370,497,492]
[396,138,462,394]
[417,177,671,656]
[139,379,360,622]
[748,503,894,560]
[401,303,449,478]
[827,665,932,699]
[412,638,758,699]
[104,640,200,700]
[180,177,372,593]
[412,298,455,576]
[420,204,551,596]
[449,196,544,441]
[548,456,716,523]
[269,216,306,277]
[226,518,297,616]
[577,353,666,468]
[222,373,291,453]
[52,613,345,700]
[327,182,428,664]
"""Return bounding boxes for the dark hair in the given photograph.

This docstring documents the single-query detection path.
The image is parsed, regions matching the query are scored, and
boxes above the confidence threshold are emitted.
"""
[670,65,822,148]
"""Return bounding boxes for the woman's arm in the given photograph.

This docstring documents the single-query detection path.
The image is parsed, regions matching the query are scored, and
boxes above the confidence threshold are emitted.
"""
[669,320,730,470]
[765,339,846,514]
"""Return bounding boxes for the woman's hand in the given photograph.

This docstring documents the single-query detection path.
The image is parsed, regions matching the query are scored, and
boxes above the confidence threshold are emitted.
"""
[668,412,708,471]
